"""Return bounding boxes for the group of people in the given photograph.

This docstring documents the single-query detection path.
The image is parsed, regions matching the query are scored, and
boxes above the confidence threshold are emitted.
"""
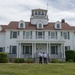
[39,52,48,64]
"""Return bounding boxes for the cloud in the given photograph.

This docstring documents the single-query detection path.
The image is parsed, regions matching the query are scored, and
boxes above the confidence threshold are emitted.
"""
[0,0,75,26]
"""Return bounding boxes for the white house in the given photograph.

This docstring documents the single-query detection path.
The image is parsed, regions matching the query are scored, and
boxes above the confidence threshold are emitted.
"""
[0,8,75,61]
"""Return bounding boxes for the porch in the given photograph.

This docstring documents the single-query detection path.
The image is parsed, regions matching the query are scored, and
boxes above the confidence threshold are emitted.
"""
[8,42,65,61]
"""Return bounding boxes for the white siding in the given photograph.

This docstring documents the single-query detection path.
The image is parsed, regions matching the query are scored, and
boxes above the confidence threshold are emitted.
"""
[0,33,5,47]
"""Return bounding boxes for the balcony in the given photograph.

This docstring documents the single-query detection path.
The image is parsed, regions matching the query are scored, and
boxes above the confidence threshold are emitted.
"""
[17,35,64,42]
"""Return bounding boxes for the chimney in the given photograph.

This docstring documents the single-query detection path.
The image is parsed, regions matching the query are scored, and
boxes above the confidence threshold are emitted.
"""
[61,19,65,23]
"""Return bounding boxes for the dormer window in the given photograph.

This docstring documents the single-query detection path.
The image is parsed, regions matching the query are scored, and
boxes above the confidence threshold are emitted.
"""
[37,21,43,29]
[57,24,60,29]
[18,20,25,28]
[54,21,61,29]
[38,23,42,28]
[20,23,23,28]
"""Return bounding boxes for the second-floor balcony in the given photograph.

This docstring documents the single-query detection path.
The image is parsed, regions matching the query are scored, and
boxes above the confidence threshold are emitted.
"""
[17,35,64,42]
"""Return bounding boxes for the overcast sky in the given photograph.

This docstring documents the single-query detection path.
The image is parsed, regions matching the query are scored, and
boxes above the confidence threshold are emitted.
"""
[0,0,75,26]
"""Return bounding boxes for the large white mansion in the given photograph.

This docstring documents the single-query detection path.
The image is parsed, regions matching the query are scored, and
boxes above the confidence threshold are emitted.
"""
[0,9,75,61]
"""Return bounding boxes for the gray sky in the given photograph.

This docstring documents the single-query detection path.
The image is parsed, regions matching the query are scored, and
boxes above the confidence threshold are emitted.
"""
[0,0,75,26]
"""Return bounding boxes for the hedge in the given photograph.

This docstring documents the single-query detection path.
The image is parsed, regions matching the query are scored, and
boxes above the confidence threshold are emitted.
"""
[14,58,25,63]
[65,50,75,61]
[0,52,8,63]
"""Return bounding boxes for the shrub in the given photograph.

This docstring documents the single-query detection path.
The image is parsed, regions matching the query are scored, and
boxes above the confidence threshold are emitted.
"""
[0,52,8,63]
[14,58,25,63]
[51,59,58,63]
[25,59,33,63]
[65,50,75,61]
[68,59,73,62]
[58,61,66,63]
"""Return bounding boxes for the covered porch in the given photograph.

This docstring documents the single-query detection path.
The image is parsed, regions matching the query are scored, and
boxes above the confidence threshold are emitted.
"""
[16,41,65,60]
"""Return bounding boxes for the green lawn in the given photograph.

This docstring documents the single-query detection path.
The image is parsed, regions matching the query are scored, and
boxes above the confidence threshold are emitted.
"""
[0,63,75,75]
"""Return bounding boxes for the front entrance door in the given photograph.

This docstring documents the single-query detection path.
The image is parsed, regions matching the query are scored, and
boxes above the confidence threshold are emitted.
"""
[36,44,47,57]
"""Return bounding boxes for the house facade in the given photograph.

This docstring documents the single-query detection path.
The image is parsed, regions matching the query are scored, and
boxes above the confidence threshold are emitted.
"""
[0,9,75,61]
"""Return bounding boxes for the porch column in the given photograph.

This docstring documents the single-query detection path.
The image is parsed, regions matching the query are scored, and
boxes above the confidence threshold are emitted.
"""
[32,43,34,58]
[63,43,65,58]
[61,43,65,58]
[32,43,36,58]
[47,43,48,54]
[18,43,21,58]
[49,43,51,57]
[17,43,19,58]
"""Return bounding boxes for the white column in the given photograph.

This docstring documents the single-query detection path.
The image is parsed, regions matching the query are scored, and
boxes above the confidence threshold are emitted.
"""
[63,43,65,58]
[61,44,63,58]
[17,43,19,58]
[61,43,65,58]
[34,43,36,57]
[32,43,34,58]
[47,43,48,54]
[18,43,21,58]
[49,43,51,57]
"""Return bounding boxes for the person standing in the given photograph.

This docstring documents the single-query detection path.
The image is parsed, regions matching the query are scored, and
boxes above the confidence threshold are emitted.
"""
[43,52,48,64]
[39,52,43,64]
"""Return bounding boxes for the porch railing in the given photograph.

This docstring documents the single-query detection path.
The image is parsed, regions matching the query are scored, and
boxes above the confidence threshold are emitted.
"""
[8,53,17,58]
[18,35,64,41]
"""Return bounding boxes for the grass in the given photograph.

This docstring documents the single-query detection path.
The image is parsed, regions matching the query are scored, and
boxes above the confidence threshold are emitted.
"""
[0,63,75,75]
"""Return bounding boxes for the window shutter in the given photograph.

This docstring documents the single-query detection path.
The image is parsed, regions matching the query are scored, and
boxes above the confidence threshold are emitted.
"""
[10,31,12,39]
[9,45,12,54]
[68,32,70,39]
[56,32,57,39]
[61,32,62,36]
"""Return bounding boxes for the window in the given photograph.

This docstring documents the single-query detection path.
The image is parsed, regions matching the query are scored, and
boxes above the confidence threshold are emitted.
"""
[63,32,70,39]
[57,24,60,29]
[12,46,17,54]
[42,12,44,15]
[26,31,32,39]
[13,32,17,38]
[51,32,57,39]
[23,46,32,54]
[10,46,17,54]
[36,31,45,39]
[38,23,42,29]
[38,11,40,15]
[20,23,23,28]
[51,46,58,55]
[0,47,3,52]
[37,21,43,29]
[18,20,25,28]
[10,31,19,39]
[35,11,37,15]
[65,46,70,51]
[54,21,61,29]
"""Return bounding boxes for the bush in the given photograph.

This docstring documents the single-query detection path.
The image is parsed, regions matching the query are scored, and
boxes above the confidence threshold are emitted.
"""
[0,52,8,63]
[65,50,75,61]
[68,59,73,62]
[14,58,25,63]
[51,59,58,63]
[25,59,33,63]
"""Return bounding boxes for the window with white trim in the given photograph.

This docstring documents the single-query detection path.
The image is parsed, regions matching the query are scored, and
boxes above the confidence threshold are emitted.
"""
[51,46,58,55]
[18,20,25,28]
[20,23,23,28]
[51,32,57,39]
[10,31,19,39]
[54,21,61,29]
[10,46,17,54]
[37,21,43,29]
